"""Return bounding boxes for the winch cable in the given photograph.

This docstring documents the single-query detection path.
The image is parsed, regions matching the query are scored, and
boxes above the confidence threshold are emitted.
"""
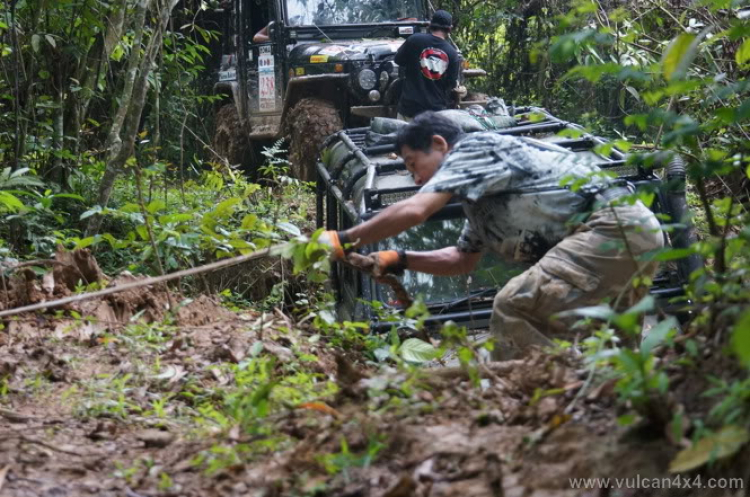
[0,243,287,319]
[0,244,414,320]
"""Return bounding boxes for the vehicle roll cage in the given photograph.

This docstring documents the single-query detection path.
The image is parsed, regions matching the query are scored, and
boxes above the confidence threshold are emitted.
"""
[318,107,667,221]
[316,107,700,330]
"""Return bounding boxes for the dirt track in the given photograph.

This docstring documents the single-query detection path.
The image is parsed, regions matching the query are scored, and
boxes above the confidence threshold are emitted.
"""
[0,254,746,496]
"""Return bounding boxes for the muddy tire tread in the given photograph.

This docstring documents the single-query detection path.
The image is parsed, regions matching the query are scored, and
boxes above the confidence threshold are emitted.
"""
[288,98,343,181]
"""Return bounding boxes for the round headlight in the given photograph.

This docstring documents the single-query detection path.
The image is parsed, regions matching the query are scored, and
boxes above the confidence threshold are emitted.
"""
[368,90,381,102]
[357,69,377,90]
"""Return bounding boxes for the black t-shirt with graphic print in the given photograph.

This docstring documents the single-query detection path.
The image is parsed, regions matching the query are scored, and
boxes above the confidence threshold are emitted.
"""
[395,33,459,118]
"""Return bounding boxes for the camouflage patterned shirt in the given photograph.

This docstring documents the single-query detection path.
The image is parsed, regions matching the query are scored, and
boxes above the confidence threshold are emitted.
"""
[419,132,607,262]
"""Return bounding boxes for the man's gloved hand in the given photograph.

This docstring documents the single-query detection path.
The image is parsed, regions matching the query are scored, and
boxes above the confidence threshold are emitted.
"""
[317,230,350,260]
[369,250,407,277]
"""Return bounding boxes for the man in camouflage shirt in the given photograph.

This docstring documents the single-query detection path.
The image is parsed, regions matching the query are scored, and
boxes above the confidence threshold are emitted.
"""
[320,112,663,360]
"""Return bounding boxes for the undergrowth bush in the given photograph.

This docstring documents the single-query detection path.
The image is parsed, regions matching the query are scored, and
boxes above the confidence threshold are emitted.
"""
[1,142,317,303]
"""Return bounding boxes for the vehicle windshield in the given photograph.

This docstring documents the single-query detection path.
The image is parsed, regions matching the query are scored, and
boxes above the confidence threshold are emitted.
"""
[285,0,426,26]
[377,218,531,305]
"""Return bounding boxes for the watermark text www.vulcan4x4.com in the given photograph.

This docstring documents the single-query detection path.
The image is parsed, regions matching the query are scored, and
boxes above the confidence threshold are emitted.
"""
[570,475,744,490]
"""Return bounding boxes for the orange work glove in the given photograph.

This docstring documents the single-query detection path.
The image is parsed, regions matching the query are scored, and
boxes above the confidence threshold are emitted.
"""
[318,230,351,260]
[369,250,407,277]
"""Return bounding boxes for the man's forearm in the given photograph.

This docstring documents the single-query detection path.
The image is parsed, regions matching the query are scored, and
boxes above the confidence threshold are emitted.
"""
[404,247,481,276]
[343,192,452,247]
[345,202,421,247]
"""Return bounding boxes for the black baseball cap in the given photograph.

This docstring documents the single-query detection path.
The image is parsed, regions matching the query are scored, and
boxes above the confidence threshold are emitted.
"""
[429,10,453,30]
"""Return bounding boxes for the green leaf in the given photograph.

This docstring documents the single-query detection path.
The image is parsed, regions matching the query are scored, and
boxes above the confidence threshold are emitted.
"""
[663,29,709,81]
[228,239,254,249]
[0,191,25,211]
[159,213,193,224]
[669,426,750,473]
[616,348,643,374]
[641,317,678,357]
[276,222,301,236]
[241,214,258,230]
[652,247,695,261]
[736,38,750,67]
[80,206,103,220]
[625,114,649,131]
[53,193,85,201]
[1,167,44,188]
[563,62,622,83]
[556,127,585,139]
[549,29,602,63]
[373,347,391,362]
[732,310,750,368]
[613,312,641,334]
[31,34,41,53]
[111,43,124,62]
[399,338,440,364]
[317,310,336,325]
[626,295,655,316]
[249,341,264,357]
[45,34,56,49]
[213,197,241,218]
[625,86,640,102]
[662,34,696,81]
[120,203,141,213]
[147,200,167,214]
[75,237,97,250]
[136,225,149,241]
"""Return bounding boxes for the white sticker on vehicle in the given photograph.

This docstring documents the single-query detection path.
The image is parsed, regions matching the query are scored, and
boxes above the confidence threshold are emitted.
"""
[258,52,274,71]
[218,69,236,81]
[258,53,275,111]
[319,45,345,56]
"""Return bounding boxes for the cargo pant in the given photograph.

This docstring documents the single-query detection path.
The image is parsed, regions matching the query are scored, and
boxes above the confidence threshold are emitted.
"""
[489,201,664,361]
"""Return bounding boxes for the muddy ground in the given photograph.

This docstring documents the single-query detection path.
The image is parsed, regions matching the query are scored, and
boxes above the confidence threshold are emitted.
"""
[0,252,747,497]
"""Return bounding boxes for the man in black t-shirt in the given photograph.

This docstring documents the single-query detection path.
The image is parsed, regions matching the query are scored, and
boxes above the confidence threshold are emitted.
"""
[395,10,460,120]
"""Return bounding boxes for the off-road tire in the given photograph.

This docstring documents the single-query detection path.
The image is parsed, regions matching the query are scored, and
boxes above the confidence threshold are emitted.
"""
[288,98,343,181]
[212,103,251,169]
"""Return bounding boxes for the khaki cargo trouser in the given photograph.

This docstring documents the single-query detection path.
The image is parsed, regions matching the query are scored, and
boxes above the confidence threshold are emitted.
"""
[490,201,664,361]
[397,113,414,123]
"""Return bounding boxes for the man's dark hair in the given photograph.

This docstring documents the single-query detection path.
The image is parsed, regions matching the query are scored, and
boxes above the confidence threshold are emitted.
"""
[396,112,464,153]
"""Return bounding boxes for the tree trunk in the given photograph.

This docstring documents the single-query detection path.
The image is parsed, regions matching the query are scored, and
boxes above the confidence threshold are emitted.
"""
[60,0,126,184]
[49,64,65,184]
[79,0,126,122]
[86,0,179,235]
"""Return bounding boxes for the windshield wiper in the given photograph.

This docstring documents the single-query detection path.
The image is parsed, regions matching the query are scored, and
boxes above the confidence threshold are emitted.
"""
[437,287,497,314]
